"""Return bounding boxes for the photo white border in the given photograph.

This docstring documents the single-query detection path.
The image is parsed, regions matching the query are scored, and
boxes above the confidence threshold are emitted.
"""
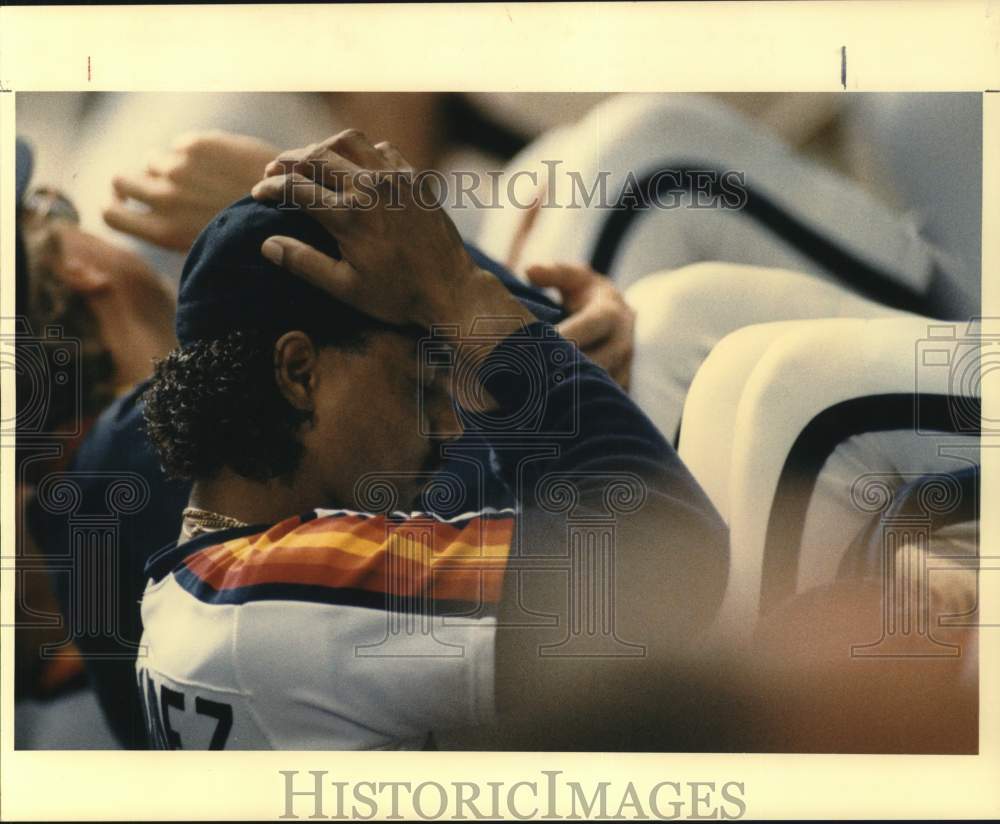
[1,2,998,819]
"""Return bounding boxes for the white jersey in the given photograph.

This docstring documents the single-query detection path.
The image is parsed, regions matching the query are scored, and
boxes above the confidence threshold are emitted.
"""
[136,507,513,749]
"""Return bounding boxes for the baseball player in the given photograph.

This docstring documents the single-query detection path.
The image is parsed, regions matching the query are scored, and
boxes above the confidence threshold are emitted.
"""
[134,131,728,749]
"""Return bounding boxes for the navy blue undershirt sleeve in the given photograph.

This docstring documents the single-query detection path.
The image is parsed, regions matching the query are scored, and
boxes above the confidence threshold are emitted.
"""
[475,321,729,624]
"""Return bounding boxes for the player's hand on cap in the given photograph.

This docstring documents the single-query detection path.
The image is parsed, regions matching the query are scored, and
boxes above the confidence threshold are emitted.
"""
[526,262,636,389]
[251,129,523,331]
[104,130,280,252]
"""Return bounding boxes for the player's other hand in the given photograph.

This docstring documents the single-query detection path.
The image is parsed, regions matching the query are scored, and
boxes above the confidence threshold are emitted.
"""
[251,129,533,333]
[526,262,636,389]
[103,130,280,252]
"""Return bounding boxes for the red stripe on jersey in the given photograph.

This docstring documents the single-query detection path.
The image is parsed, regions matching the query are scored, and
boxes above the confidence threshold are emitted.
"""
[180,513,513,604]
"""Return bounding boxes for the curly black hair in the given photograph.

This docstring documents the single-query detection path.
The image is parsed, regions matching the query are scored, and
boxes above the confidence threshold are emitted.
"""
[143,327,370,482]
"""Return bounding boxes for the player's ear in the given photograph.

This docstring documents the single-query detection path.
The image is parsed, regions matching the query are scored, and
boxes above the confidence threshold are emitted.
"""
[273,331,318,412]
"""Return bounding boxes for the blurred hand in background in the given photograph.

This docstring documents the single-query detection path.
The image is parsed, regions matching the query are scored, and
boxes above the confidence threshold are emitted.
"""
[526,261,636,389]
[104,130,279,252]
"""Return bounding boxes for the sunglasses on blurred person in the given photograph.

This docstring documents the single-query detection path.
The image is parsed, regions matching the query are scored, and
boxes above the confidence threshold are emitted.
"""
[21,186,81,226]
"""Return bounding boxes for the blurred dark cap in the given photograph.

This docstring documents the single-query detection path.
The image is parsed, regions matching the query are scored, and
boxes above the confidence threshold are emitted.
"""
[16,138,33,204]
[16,138,33,323]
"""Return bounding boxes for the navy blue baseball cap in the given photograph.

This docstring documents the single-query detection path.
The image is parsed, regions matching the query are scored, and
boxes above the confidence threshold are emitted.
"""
[176,196,370,346]
[176,195,564,346]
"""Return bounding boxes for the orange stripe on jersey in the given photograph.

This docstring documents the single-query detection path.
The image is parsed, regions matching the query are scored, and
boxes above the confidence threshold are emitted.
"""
[293,511,510,547]
[180,513,514,604]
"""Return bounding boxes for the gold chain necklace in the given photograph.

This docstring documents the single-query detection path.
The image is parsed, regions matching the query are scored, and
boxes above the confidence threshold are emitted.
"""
[182,506,250,531]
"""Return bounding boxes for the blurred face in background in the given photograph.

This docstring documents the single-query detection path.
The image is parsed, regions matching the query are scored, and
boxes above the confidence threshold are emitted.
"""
[53,223,176,339]
[20,187,177,416]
